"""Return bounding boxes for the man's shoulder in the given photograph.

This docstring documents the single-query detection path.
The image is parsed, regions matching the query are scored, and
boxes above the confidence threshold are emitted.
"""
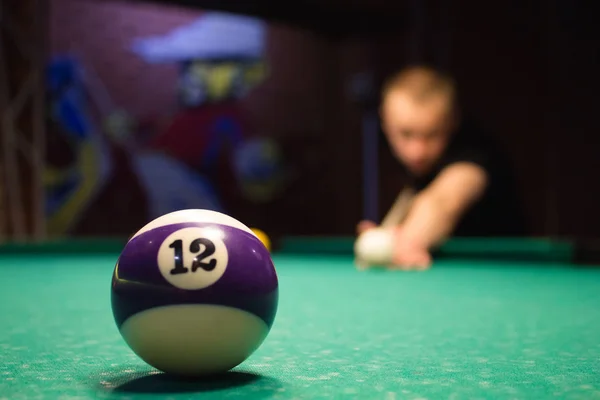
[444,118,505,168]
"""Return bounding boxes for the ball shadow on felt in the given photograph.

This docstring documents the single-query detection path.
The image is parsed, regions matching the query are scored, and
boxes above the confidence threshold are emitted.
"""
[103,369,282,398]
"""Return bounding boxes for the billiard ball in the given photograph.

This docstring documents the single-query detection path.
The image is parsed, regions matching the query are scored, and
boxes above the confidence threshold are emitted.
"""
[111,209,278,377]
[250,228,271,252]
[354,227,395,267]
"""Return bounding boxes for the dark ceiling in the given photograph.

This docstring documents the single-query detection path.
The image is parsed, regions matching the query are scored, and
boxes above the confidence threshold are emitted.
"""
[125,0,409,38]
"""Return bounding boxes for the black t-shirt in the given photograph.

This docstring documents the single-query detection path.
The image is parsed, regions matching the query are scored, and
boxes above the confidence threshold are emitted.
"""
[405,119,528,237]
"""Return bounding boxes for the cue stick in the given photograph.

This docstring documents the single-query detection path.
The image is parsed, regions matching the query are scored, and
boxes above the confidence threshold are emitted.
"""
[380,187,415,228]
[362,109,379,222]
[349,71,379,223]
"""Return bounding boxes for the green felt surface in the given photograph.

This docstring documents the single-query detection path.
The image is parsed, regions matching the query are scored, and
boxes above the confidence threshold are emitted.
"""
[0,235,575,262]
[1,251,600,399]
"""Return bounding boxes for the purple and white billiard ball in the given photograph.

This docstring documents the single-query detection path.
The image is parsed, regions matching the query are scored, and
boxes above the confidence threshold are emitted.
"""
[111,209,278,377]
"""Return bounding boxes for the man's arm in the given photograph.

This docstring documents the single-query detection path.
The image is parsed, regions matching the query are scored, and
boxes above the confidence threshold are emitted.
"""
[398,162,488,249]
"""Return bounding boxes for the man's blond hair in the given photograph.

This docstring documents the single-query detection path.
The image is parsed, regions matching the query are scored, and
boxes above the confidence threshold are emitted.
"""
[382,65,457,110]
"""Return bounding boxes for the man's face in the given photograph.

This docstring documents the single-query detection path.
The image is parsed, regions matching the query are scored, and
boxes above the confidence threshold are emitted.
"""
[381,90,454,176]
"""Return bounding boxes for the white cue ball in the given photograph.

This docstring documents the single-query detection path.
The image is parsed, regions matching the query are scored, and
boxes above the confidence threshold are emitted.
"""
[354,227,395,266]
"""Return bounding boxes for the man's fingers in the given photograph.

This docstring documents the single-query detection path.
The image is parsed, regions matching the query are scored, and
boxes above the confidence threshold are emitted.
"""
[357,220,377,231]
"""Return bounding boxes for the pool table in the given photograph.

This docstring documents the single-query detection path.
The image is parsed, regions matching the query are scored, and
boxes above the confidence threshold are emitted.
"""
[1,237,600,399]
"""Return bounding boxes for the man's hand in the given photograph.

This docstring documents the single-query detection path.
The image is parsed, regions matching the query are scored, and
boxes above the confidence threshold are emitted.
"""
[388,227,432,270]
[383,162,486,270]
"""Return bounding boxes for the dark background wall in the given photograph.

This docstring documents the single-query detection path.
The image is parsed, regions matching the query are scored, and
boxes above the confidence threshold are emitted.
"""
[2,0,598,240]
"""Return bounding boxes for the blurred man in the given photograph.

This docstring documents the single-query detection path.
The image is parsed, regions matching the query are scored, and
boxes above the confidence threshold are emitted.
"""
[358,65,526,270]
